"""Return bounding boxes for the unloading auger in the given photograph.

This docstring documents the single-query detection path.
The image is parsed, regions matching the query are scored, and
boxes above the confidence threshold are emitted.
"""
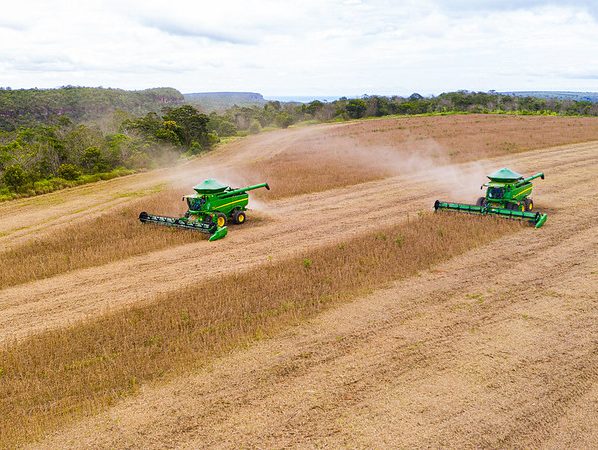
[434,168,548,228]
[139,179,270,241]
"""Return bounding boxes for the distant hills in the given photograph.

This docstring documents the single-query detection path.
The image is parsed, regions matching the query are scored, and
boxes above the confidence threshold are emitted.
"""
[2,87,597,132]
[184,92,266,111]
[500,91,598,103]
[0,88,273,130]
[264,95,341,103]
[0,86,183,130]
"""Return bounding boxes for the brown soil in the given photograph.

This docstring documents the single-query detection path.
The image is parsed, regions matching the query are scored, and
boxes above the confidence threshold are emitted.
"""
[2,114,598,289]
[0,139,595,344]
[2,114,597,248]
[34,141,598,449]
[1,214,519,447]
[0,190,201,288]
[243,114,598,198]
[0,114,596,448]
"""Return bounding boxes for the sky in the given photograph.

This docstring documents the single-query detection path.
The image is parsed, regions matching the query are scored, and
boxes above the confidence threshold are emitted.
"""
[0,0,597,96]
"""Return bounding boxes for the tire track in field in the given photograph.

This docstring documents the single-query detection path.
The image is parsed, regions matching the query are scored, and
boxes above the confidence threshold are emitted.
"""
[34,148,598,449]
[0,141,597,344]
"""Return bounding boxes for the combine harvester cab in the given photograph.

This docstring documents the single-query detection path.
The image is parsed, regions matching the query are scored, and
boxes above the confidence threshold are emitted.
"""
[139,179,270,241]
[434,168,548,228]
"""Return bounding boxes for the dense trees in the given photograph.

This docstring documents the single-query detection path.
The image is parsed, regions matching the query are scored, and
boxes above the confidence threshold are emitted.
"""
[1,88,597,200]
[124,105,216,154]
[275,112,293,128]
[0,87,183,131]
[220,91,598,133]
[207,113,238,137]
[346,99,368,119]
[163,105,211,148]
[2,165,27,191]
[0,105,215,198]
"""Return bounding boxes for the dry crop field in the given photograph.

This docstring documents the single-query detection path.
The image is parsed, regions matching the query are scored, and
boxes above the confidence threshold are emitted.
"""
[0,114,597,448]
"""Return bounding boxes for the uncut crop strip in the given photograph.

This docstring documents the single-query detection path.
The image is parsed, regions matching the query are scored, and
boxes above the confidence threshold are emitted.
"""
[0,213,522,448]
[4,115,598,288]
[0,189,202,289]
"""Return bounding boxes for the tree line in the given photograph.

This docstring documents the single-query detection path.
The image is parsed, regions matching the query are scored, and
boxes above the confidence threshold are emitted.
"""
[0,105,214,199]
[218,91,598,133]
[0,86,183,131]
[1,88,597,200]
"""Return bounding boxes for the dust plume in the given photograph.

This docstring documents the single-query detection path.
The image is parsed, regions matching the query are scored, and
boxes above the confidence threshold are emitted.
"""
[257,133,493,203]
[348,137,492,202]
[158,130,493,206]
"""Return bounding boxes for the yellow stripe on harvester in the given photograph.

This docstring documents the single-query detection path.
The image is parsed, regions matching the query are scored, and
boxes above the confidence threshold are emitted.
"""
[518,186,532,196]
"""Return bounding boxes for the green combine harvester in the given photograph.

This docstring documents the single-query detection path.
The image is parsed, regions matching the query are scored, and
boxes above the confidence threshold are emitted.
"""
[434,168,548,228]
[139,179,270,241]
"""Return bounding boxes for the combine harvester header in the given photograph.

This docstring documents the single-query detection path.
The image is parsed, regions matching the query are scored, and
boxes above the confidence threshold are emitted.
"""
[434,168,548,228]
[139,179,270,241]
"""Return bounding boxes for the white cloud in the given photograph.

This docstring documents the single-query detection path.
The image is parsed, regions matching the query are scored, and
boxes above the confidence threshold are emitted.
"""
[0,0,596,95]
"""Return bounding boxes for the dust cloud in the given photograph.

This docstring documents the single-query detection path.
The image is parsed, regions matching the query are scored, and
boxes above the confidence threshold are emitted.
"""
[301,134,491,203]
[164,131,493,207]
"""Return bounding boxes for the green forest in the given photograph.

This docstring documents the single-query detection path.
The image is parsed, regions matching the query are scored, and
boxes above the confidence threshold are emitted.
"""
[1,86,597,200]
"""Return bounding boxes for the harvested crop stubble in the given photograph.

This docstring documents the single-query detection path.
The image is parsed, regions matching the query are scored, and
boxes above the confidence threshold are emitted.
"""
[3,115,597,285]
[0,189,197,288]
[244,114,598,199]
[0,213,522,448]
